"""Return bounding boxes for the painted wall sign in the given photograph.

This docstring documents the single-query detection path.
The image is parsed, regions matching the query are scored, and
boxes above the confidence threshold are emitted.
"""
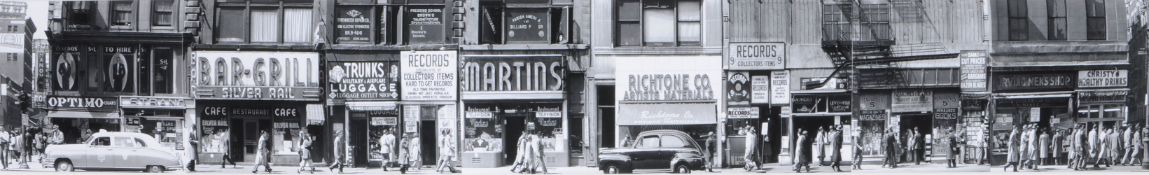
[407,7,445,44]
[960,50,988,92]
[505,9,550,43]
[328,61,400,100]
[992,73,1075,91]
[617,56,721,103]
[336,6,373,43]
[751,75,770,104]
[400,51,458,101]
[46,96,118,111]
[726,71,751,106]
[891,89,933,113]
[462,55,563,92]
[934,108,959,120]
[727,43,785,70]
[727,107,759,119]
[933,92,960,109]
[1077,70,1128,88]
[859,93,891,111]
[53,52,77,91]
[617,103,717,125]
[770,71,790,104]
[792,95,825,113]
[1078,90,1128,104]
[829,96,851,113]
[192,51,321,100]
[119,96,189,109]
[859,110,887,121]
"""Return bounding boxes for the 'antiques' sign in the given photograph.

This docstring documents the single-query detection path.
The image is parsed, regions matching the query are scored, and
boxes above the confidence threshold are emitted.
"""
[505,9,550,43]
[401,51,458,101]
[328,61,399,101]
[408,7,445,44]
[1078,90,1128,104]
[461,55,563,92]
[1078,70,1128,88]
[726,72,751,106]
[960,50,988,92]
[47,96,118,111]
[336,6,372,43]
[727,43,785,70]
[770,71,790,104]
[751,75,770,104]
[193,51,321,100]
[891,90,933,113]
[993,73,1075,91]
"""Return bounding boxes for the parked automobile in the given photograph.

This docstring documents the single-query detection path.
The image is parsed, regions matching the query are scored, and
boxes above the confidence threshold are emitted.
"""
[598,129,706,174]
[43,132,182,173]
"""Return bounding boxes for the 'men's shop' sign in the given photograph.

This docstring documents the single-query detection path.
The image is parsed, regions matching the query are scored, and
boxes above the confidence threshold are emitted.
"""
[193,51,321,101]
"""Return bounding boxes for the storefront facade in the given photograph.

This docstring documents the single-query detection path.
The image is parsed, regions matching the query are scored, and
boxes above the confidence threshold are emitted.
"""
[855,65,963,159]
[611,56,722,164]
[723,42,785,165]
[191,50,324,165]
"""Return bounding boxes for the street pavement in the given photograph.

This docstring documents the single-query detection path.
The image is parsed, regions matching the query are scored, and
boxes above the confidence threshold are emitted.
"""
[992,164,1149,172]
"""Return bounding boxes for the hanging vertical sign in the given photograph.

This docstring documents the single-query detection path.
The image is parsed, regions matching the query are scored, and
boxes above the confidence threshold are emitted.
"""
[960,50,988,92]
[770,71,790,105]
[751,75,770,104]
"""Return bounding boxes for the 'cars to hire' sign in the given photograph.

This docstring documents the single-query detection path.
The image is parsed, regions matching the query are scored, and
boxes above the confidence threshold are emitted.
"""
[727,43,785,70]
[192,51,321,101]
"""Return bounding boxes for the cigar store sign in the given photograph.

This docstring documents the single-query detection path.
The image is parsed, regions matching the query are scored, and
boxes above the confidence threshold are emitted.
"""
[193,51,321,101]
[461,55,564,92]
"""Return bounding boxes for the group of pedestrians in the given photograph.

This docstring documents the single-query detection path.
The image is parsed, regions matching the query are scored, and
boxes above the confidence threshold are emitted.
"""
[0,125,64,171]
[1004,123,1145,172]
[793,125,844,173]
[509,122,547,174]
[879,126,964,169]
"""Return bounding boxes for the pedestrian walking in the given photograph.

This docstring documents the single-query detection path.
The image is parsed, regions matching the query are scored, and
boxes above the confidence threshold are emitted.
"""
[1039,128,1050,166]
[398,134,410,174]
[219,129,236,168]
[1123,125,1135,165]
[885,128,898,169]
[298,129,315,173]
[852,131,863,170]
[1078,124,1090,170]
[831,125,843,172]
[1003,126,1019,172]
[794,129,810,173]
[185,125,200,172]
[0,126,9,170]
[948,129,959,168]
[329,131,345,174]
[409,134,422,171]
[744,125,758,171]
[1053,129,1064,165]
[381,128,396,171]
[913,128,923,165]
[1088,125,1100,168]
[816,127,825,166]
[703,131,717,172]
[436,128,459,173]
[251,131,271,174]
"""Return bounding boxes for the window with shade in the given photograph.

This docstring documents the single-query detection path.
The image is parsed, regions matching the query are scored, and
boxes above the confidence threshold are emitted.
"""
[153,0,175,27]
[215,0,314,44]
[478,0,573,44]
[1007,0,1028,41]
[110,1,134,28]
[1047,0,1066,40]
[614,0,701,47]
[1085,0,1105,40]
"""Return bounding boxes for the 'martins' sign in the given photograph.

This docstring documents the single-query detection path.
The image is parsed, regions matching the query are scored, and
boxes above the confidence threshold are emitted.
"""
[192,51,321,100]
[461,55,563,92]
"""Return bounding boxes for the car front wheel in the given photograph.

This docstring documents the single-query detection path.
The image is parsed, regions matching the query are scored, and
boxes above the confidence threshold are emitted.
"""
[54,160,74,172]
[675,164,691,174]
[604,164,621,174]
[146,165,164,173]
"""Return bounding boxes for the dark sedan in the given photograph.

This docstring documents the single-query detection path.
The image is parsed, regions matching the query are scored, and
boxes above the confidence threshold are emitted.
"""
[598,130,706,174]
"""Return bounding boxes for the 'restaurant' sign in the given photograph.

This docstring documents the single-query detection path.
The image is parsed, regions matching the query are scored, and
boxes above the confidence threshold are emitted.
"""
[462,55,563,92]
[335,6,372,43]
[401,51,458,101]
[891,89,933,113]
[328,61,399,101]
[47,96,118,111]
[192,51,321,101]
[993,73,1075,91]
[727,43,785,70]
[960,50,988,92]
[1078,70,1127,88]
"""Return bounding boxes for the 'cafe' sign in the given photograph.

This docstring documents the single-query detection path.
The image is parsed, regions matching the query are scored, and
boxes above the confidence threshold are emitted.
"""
[193,51,321,100]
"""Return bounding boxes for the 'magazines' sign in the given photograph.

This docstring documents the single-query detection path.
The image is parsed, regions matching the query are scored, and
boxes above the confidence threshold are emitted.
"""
[192,51,321,100]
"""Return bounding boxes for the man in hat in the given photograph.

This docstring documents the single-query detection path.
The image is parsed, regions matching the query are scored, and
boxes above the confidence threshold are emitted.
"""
[0,126,9,170]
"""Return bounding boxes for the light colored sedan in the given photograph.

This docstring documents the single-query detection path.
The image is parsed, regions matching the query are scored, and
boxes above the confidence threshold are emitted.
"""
[44,132,182,173]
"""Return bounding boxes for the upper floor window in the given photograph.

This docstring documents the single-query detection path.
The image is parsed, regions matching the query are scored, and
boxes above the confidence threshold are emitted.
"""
[479,1,572,44]
[1085,0,1105,40]
[615,0,700,47]
[1047,0,1066,40]
[64,1,95,30]
[216,0,314,44]
[153,0,175,27]
[333,0,452,45]
[110,1,134,28]
[1007,0,1028,41]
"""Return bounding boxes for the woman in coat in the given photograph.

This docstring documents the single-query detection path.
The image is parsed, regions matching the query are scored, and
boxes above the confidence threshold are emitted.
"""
[408,135,422,170]
[794,129,808,173]
[297,130,314,173]
[1004,126,1020,172]
[436,129,459,173]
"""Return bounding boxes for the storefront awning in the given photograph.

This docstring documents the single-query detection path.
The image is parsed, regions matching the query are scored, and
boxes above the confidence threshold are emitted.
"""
[993,91,1074,99]
[45,111,121,119]
[617,103,717,126]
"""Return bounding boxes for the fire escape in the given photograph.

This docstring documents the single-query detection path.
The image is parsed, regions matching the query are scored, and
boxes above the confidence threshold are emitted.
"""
[820,1,897,89]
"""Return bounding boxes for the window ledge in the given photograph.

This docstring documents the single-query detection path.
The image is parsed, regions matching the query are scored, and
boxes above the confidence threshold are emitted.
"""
[193,43,319,51]
[328,44,459,51]
[461,44,588,51]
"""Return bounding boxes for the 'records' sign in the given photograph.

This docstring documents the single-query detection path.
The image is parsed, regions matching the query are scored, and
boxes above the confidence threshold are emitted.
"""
[401,51,458,101]
[192,51,321,100]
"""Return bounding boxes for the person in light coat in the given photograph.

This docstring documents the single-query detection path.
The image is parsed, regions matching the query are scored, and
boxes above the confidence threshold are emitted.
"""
[794,129,809,173]
[380,129,395,171]
[830,125,844,172]
[329,131,345,174]
[298,129,314,173]
[815,127,825,166]
[744,125,758,170]
[0,126,9,170]
[1003,126,1019,172]
[1123,125,1136,165]
[1039,128,1051,166]
[251,131,271,174]
[436,128,459,173]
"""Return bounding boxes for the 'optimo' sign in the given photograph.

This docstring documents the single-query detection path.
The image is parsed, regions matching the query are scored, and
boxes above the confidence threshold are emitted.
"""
[192,51,321,100]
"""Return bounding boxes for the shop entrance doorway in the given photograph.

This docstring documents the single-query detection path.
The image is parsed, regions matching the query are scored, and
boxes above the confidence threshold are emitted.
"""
[898,114,932,162]
[420,120,438,166]
[235,119,271,162]
[503,115,527,164]
[790,116,836,166]
[350,117,368,166]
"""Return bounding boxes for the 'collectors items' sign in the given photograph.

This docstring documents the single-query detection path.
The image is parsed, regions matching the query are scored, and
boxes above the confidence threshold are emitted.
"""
[192,51,321,100]
[1078,70,1127,88]
[401,51,458,101]
[462,55,563,92]
[727,43,785,70]
[327,61,399,101]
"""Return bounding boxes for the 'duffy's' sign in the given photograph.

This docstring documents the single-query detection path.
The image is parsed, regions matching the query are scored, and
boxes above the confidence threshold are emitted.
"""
[192,51,321,100]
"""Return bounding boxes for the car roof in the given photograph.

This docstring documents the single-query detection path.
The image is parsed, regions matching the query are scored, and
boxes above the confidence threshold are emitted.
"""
[91,132,153,138]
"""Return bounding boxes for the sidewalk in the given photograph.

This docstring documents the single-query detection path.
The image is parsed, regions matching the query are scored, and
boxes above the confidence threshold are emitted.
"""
[992,164,1149,172]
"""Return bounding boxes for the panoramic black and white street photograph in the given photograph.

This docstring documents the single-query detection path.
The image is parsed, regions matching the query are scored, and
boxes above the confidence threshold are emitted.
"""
[1,0,1149,174]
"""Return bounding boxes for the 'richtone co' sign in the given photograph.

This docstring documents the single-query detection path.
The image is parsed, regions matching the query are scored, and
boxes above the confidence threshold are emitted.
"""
[727,43,785,70]
[193,51,321,100]
[401,51,458,101]
[616,56,722,103]
[1078,70,1127,88]
[461,55,563,92]
[328,61,399,101]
